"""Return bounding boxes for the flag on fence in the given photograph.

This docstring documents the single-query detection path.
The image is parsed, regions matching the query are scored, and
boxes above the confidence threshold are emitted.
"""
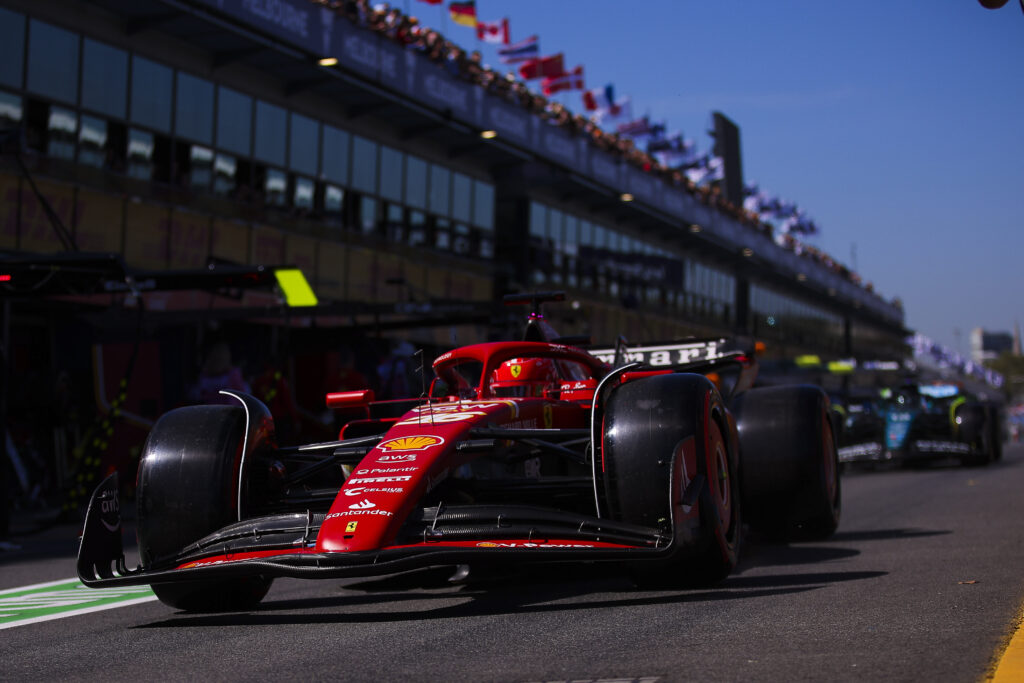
[542,66,584,95]
[477,18,509,44]
[498,35,539,63]
[519,53,565,80]
[449,1,477,27]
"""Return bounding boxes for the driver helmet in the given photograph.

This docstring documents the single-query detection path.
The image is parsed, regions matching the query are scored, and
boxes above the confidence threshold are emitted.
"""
[490,357,559,397]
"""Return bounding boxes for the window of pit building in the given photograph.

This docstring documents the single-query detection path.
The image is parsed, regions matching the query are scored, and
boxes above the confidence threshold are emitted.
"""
[127,128,154,181]
[472,181,493,232]
[254,100,287,167]
[175,72,214,147]
[408,210,427,247]
[379,145,403,204]
[217,87,252,157]
[78,114,108,169]
[564,214,579,287]
[0,8,25,89]
[264,167,287,207]
[384,203,405,242]
[351,135,378,195]
[434,217,451,251]
[323,184,345,217]
[428,165,450,217]
[453,222,471,255]
[293,176,315,211]
[213,153,236,196]
[359,195,378,234]
[27,19,78,105]
[189,145,214,190]
[130,56,172,134]
[0,91,23,131]
[405,155,427,211]
[321,124,350,186]
[82,39,127,120]
[451,173,472,225]
[289,112,319,177]
[46,106,77,161]
[547,208,564,285]
[528,201,550,286]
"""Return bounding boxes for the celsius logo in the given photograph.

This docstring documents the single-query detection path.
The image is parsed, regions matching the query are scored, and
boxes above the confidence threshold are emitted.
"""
[349,499,376,510]
[378,436,444,452]
[378,453,417,463]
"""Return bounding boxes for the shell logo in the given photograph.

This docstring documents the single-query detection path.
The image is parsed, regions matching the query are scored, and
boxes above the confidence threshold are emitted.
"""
[379,435,445,452]
[476,542,499,548]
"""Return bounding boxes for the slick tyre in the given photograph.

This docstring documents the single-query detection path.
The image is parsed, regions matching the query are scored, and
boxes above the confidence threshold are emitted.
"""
[137,404,273,611]
[601,374,741,588]
[732,385,841,541]
[957,403,993,467]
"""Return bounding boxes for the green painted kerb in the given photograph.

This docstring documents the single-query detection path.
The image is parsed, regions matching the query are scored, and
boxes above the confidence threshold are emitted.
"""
[0,578,155,629]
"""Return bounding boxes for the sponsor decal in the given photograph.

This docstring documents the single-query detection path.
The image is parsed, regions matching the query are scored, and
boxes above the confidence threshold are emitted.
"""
[346,521,358,532]
[99,496,120,533]
[837,443,882,460]
[543,404,554,429]
[326,507,394,519]
[343,487,404,497]
[510,364,522,378]
[347,475,413,484]
[475,541,596,548]
[378,453,417,463]
[915,440,970,454]
[349,499,376,510]
[378,436,444,452]
[366,467,418,474]
[395,401,517,426]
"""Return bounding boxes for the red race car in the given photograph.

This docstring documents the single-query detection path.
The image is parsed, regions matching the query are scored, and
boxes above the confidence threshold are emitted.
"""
[78,292,840,611]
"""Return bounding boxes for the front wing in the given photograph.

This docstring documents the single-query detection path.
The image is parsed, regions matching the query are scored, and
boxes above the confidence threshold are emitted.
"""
[78,474,683,589]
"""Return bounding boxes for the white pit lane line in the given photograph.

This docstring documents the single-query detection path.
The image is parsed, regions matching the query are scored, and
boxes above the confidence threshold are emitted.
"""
[0,578,157,630]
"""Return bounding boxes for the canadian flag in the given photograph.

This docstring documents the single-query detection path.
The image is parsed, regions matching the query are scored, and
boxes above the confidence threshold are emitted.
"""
[476,18,509,44]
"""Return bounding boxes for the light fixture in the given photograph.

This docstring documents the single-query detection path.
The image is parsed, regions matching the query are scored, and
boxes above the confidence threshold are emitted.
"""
[479,129,497,139]
[741,247,754,257]
[828,287,837,296]
[796,273,807,281]
[689,224,702,233]
[318,57,338,67]
[620,193,634,202]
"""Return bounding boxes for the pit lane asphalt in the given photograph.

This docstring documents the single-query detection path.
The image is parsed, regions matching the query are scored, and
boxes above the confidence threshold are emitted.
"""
[3,445,1024,682]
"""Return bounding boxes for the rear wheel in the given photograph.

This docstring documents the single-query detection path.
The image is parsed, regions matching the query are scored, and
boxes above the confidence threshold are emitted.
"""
[601,374,741,588]
[137,401,274,611]
[733,385,841,541]
[957,403,993,467]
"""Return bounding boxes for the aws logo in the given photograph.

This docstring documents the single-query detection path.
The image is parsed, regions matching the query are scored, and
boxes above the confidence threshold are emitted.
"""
[378,435,445,452]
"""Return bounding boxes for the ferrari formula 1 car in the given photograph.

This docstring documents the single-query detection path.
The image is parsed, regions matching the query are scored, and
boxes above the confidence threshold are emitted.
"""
[78,293,840,611]
[837,383,1001,468]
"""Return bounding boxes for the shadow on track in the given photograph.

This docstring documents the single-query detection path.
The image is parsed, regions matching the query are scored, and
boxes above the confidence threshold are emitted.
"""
[133,563,885,629]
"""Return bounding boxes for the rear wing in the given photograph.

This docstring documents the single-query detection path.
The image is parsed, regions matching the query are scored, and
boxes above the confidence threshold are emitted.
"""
[589,338,740,370]
[588,338,758,397]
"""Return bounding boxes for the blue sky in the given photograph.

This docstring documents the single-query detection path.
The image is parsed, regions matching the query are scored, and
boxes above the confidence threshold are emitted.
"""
[406,0,1024,354]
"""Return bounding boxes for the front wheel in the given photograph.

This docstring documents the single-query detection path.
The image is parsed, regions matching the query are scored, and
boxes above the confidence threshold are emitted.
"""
[601,373,741,588]
[137,398,276,611]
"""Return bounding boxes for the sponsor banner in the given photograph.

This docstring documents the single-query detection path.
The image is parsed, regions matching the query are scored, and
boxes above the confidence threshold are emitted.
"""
[589,339,727,367]
[123,201,170,269]
[169,209,212,268]
[75,189,124,253]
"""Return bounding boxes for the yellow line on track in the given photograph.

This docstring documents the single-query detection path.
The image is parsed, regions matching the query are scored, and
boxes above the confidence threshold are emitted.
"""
[991,602,1024,682]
